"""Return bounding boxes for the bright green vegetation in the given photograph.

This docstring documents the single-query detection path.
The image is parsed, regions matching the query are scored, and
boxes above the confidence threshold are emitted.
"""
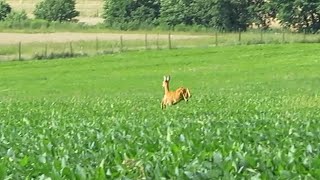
[1,44,320,179]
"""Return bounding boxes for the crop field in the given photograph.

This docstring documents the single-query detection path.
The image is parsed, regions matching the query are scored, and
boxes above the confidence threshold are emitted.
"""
[1,44,320,179]
[6,0,104,17]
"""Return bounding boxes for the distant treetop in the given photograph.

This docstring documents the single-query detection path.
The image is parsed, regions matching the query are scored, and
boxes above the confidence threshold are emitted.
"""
[34,0,79,22]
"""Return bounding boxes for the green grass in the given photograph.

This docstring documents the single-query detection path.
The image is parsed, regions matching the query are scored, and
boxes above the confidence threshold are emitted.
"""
[1,44,320,179]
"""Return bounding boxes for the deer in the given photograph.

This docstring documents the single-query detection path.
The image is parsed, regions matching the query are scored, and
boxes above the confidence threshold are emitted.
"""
[161,75,191,109]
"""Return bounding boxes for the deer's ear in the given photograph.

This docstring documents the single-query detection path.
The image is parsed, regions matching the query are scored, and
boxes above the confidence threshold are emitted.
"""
[163,76,166,81]
[167,76,171,81]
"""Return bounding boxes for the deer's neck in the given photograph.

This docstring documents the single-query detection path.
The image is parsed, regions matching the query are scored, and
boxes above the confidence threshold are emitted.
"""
[164,83,170,94]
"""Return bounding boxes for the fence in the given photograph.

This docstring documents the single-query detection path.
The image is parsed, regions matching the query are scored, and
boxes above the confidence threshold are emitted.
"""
[0,30,319,61]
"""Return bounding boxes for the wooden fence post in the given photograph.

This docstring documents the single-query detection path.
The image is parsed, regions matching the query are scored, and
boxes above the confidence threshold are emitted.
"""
[96,37,99,53]
[145,33,148,50]
[238,28,242,44]
[120,35,123,52]
[69,42,73,55]
[18,42,22,61]
[44,44,48,58]
[282,28,285,43]
[156,33,160,50]
[215,31,218,46]
[168,32,172,49]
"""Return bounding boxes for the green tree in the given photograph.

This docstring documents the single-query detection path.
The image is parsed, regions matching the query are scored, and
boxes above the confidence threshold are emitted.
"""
[274,0,320,33]
[34,0,79,22]
[103,0,160,30]
[189,0,216,27]
[248,0,277,29]
[159,0,251,31]
[210,0,251,31]
[0,0,11,21]
[159,0,191,27]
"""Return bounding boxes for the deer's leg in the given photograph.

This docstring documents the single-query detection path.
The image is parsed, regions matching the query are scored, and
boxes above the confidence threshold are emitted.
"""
[186,88,191,100]
[183,94,187,101]
[181,92,188,102]
[161,100,166,109]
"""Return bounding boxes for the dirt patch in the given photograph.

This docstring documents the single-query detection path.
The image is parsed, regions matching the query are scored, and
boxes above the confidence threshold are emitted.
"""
[0,33,207,45]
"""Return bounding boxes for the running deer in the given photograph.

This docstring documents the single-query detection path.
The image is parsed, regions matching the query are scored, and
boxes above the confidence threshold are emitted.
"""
[161,75,191,109]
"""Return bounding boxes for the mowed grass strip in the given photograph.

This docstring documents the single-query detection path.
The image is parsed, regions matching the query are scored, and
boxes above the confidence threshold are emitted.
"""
[1,44,320,179]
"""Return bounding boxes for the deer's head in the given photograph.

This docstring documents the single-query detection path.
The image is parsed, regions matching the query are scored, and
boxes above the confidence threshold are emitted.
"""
[162,75,170,87]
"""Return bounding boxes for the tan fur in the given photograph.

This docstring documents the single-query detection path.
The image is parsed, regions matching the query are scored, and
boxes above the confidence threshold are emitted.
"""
[161,75,191,109]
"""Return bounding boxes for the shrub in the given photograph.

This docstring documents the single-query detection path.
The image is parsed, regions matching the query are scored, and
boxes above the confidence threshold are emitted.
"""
[34,0,79,22]
[3,11,28,28]
[29,19,49,29]
[33,51,88,60]
[103,0,160,30]
[0,0,11,21]
[174,24,189,32]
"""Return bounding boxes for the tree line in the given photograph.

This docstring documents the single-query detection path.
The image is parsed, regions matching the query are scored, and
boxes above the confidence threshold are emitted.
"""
[103,0,320,33]
[1,0,320,33]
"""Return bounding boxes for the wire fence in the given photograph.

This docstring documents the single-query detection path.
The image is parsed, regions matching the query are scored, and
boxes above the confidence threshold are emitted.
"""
[0,31,319,61]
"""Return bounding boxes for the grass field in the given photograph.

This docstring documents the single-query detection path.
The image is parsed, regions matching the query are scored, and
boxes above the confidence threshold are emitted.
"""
[1,44,320,179]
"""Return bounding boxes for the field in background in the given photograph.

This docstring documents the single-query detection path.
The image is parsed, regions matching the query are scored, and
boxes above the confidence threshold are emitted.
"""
[1,44,320,178]
[6,0,104,24]
[7,0,104,17]
[0,32,208,60]
[0,31,319,61]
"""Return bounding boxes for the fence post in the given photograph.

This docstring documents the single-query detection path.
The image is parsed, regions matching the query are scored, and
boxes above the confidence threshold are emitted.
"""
[120,35,123,52]
[156,33,160,50]
[303,29,306,42]
[44,44,48,58]
[238,28,241,44]
[18,42,22,61]
[168,32,172,49]
[145,33,148,50]
[69,42,73,56]
[215,31,218,46]
[96,37,99,53]
[282,28,285,43]
[260,28,263,42]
